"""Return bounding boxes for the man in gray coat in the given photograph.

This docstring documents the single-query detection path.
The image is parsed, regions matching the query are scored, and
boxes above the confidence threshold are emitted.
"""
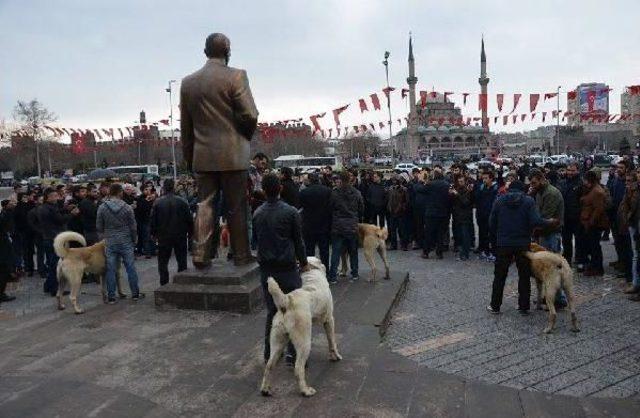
[97,183,142,304]
[181,32,259,269]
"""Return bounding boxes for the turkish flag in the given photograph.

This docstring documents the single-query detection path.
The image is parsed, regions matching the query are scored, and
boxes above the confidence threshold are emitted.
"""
[497,94,504,112]
[332,104,349,126]
[587,90,596,112]
[512,115,517,124]
[382,87,396,98]
[478,93,488,111]
[511,94,521,114]
[359,99,368,113]
[310,112,326,131]
[420,91,427,109]
[530,94,540,112]
[370,93,381,110]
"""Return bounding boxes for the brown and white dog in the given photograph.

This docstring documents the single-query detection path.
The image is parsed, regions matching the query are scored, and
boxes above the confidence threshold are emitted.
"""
[340,223,390,282]
[54,231,125,313]
[526,242,580,334]
[260,257,341,397]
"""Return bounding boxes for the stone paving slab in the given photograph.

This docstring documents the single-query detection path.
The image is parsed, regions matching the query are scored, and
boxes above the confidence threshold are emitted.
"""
[384,240,640,399]
[0,253,639,417]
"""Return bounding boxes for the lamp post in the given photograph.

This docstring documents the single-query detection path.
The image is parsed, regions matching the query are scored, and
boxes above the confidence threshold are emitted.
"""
[166,80,178,180]
[556,85,561,155]
[383,51,395,166]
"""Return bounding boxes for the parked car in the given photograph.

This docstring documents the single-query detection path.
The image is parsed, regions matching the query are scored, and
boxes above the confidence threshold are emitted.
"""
[394,163,420,173]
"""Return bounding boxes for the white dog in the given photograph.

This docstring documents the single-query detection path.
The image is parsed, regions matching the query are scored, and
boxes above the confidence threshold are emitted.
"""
[260,257,342,397]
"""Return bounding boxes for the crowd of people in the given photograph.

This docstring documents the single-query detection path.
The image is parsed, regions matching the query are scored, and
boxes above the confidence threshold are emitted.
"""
[0,176,197,307]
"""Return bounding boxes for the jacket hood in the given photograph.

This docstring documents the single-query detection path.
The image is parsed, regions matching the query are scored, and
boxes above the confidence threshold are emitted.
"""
[503,190,525,208]
[104,199,127,213]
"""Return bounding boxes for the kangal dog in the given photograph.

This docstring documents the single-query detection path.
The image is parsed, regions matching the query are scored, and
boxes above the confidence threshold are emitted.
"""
[54,231,124,314]
[526,242,580,334]
[260,257,342,397]
[340,223,390,282]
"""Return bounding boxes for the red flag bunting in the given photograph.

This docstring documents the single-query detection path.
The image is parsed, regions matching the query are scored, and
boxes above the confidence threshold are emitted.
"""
[478,93,487,111]
[462,93,470,105]
[531,113,536,121]
[379,122,385,129]
[419,91,427,109]
[567,91,577,100]
[496,94,504,112]
[493,116,498,124]
[309,112,326,131]
[382,87,396,98]
[529,94,540,112]
[332,104,349,126]
[544,93,557,100]
[370,93,381,110]
[401,88,410,99]
[521,114,526,122]
[444,92,453,102]
[503,115,508,125]
[511,94,521,114]
[358,99,368,113]
[369,123,375,131]
[118,128,124,139]
[512,115,517,124]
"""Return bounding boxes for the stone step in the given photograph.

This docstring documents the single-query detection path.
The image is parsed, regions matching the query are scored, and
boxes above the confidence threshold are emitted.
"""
[154,279,263,313]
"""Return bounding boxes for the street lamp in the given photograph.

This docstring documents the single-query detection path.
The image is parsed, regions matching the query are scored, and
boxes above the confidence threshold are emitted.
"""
[556,85,561,155]
[166,80,177,180]
[382,51,395,166]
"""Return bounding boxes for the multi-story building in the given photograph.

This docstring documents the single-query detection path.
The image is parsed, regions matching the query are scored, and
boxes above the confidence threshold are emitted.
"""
[621,85,640,136]
[567,82,610,126]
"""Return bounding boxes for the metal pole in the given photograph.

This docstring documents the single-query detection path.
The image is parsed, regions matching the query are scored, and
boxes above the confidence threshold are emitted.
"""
[34,125,41,177]
[383,51,395,166]
[556,85,561,155]
[167,80,177,180]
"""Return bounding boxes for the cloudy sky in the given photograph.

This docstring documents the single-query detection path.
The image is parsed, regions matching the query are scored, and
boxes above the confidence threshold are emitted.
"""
[1,0,638,135]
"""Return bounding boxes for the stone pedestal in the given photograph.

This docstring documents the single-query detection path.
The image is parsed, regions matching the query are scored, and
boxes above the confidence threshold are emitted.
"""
[154,260,263,313]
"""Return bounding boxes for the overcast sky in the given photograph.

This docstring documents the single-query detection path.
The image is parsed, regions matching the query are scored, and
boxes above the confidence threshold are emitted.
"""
[1,0,638,135]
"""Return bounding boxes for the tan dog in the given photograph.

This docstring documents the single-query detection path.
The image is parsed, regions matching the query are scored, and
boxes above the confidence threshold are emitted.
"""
[54,231,125,314]
[260,257,341,397]
[526,242,579,334]
[340,223,390,282]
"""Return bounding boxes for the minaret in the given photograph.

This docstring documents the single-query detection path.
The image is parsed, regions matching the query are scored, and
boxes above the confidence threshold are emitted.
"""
[479,37,490,130]
[406,33,419,157]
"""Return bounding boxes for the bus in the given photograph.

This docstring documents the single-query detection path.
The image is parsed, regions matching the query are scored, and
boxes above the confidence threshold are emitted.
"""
[107,165,160,181]
[273,155,342,173]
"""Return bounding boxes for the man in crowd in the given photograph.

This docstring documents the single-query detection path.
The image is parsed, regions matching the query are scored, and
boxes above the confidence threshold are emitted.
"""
[37,188,78,296]
[328,171,364,284]
[97,183,143,304]
[580,170,609,276]
[299,172,332,270]
[279,166,300,208]
[529,169,564,252]
[367,172,387,227]
[134,184,156,258]
[559,162,585,269]
[0,201,17,304]
[487,180,557,315]
[387,174,410,251]
[253,172,308,364]
[418,169,450,259]
[151,179,193,286]
[475,171,498,262]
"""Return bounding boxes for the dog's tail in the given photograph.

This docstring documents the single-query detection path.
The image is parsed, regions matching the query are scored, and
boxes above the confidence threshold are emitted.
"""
[53,231,87,258]
[267,277,290,311]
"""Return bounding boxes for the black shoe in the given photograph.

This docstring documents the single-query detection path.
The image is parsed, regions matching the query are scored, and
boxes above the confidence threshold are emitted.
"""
[285,353,296,367]
[132,293,146,301]
[486,305,500,314]
[107,297,117,305]
[328,279,338,285]
[518,309,530,316]
[0,294,16,302]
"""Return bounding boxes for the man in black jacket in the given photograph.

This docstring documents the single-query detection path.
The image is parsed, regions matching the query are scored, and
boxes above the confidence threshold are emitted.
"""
[37,188,77,296]
[416,170,450,259]
[151,179,194,286]
[253,173,308,363]
[0,205,17,304]
[134,184,155,257]
[299,173,332,270]
[559,162,585,268]
[328,171,364,283]
[367,172,387,227]
[79,187,99,245]
[279,166,300,208]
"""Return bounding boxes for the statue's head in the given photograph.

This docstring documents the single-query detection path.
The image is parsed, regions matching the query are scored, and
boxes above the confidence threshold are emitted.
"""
[204,33,231,64]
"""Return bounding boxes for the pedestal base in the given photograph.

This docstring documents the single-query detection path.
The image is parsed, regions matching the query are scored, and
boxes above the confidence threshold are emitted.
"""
[154,260,263,313]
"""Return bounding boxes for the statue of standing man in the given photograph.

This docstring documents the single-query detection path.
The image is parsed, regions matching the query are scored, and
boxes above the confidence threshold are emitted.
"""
[181,33,258,268]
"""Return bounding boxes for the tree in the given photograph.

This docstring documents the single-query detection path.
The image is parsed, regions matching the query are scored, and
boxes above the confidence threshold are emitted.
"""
[13,99,57,177]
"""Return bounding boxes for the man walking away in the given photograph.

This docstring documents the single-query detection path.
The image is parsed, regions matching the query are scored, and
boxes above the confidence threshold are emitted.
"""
[151,179,194,286]
[328,171,364,283]
[299,173,332,270]
[37,188,77,296]
[253,173,308,364]
[487,181,557,315]
[97,183,143,304]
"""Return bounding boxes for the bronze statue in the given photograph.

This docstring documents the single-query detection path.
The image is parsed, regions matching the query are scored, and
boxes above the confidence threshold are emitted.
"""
[180,33,259,268]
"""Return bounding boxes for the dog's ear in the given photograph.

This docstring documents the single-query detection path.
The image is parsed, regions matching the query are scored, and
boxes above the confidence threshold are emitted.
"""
[377,227,388,240]
[306,256,325,272]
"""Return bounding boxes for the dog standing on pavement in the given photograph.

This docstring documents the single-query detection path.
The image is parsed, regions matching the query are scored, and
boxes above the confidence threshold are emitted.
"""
[340,223,390,282]
[260,256,342,397]
[526,242,580,334]
[54,231,125,314]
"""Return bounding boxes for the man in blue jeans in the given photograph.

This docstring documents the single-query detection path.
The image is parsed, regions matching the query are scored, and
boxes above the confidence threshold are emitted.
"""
[97,183,143,304]
[328,171,364,284]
